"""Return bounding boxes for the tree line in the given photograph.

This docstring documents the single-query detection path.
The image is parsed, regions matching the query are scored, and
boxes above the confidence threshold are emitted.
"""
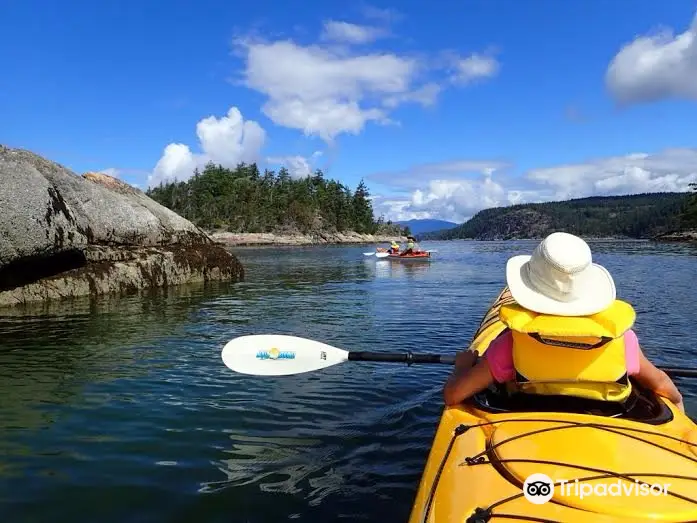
[146,162,408,236]
[683,183,697,227]
[424,192,697,241]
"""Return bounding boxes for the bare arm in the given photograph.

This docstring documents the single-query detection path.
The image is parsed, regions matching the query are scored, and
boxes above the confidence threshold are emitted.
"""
[443,356,495,406]
[633,346,684,412]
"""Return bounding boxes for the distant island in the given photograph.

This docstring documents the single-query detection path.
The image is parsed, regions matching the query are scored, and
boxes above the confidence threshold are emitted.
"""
[147,162,409,246]
[421,189,697,241]
[395,219,458,235]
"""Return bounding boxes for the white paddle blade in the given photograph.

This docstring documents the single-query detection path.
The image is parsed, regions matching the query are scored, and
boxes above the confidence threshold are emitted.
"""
[375,252,390,258]
[363,252,375,256]
[221,335,350,376]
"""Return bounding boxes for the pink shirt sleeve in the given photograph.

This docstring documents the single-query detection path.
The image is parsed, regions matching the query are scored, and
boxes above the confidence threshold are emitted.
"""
[624,329,641,376]
[483,328,641,382]
[484,330,515,383]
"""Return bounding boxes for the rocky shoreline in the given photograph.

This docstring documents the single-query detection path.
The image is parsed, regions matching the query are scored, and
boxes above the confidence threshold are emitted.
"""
[653,230,697,243]
[209,231,407,247]
[0,146,244,308]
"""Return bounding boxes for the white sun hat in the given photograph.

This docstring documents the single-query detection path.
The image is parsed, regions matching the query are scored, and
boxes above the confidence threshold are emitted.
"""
[505,232,616,316]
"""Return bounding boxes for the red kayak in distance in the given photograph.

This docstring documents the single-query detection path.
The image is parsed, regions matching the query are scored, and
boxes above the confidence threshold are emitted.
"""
[385,251,431,260]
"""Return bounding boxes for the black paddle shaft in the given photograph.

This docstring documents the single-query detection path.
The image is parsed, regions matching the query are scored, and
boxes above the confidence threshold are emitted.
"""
[347,352,697,377]
[661,367,697,378]
[348,351,456,365]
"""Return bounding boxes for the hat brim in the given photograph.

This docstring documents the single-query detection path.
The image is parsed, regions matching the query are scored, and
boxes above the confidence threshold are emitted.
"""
[505,255,616,317]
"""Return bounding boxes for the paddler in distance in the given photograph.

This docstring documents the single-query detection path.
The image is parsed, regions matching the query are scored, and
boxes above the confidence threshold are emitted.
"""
[376,240,400,254]
[443,232,685,413]
[401,236,419,256]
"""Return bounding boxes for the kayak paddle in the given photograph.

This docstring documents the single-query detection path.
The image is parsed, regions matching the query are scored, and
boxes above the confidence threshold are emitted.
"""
[363,252,375,256]
[221,334,455,376]
[221,334,697,378]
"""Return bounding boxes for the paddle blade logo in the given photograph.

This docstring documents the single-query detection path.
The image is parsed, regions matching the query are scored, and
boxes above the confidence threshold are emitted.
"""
[256,347,296,360]
[523,473,554,504]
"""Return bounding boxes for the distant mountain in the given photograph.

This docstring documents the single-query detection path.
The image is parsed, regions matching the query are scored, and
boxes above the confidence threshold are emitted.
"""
[422,192,696,241]
[396,219,459,235]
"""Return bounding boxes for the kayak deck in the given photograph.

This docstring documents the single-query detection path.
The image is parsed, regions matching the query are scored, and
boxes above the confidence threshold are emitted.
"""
[410,398,697,522]
[409,287,697,522]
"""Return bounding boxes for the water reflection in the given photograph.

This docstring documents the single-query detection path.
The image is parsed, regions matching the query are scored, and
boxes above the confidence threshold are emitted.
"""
[0,282,231,433]
[371,260,432,279]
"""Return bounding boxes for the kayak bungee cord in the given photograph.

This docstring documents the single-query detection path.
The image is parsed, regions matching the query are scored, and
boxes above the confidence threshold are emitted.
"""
[419,418,697,523]
[463,418,697,465]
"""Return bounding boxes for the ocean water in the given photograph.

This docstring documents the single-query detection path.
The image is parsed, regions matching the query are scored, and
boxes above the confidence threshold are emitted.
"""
[0,240,695,522]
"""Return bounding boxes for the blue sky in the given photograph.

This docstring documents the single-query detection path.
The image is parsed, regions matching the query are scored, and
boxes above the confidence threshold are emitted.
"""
[2,0,697,223]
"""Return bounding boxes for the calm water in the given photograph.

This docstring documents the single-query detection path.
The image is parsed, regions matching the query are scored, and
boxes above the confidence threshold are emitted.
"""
[1,240,696,523]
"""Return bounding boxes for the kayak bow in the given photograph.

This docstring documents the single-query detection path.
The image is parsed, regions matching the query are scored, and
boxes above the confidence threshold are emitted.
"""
[408,288,697,523]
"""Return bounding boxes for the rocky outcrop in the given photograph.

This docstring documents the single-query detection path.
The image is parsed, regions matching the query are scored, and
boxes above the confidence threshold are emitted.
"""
[652,230,697,243]
[0,146,243,307]
[209,230,407,246]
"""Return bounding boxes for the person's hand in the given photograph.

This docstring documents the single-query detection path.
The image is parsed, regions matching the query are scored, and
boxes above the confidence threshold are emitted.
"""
[455,350,479,370]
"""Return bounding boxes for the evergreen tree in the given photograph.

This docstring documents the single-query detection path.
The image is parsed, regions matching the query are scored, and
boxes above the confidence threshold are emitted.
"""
[351,180,376,234]
[682,183,697,227]
[146,163,407,237]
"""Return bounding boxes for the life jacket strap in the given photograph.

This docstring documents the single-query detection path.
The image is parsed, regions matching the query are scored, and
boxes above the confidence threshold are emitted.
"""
[515,370,630,386]
[527,332,614,350]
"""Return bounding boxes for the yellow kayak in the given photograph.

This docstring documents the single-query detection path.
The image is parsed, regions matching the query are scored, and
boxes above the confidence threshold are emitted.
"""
[409,288,697,522]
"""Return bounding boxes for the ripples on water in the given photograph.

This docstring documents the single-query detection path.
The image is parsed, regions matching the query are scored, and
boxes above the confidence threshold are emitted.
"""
[0,240,696,522]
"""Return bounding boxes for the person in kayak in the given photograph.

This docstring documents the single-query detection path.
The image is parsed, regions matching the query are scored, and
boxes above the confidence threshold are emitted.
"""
[443,232,685,413]
[401,236,419,256]
[389,240,401,254]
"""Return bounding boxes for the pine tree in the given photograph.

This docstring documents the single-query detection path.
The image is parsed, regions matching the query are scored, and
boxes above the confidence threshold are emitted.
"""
[145,163,407,237]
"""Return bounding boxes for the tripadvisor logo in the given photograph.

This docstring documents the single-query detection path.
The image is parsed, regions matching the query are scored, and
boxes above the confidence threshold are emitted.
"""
[523,473,671,504]
[523,473,554,504]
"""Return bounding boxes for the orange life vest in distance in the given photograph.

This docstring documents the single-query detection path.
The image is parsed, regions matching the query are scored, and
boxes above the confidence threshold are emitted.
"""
[498,300,637,403]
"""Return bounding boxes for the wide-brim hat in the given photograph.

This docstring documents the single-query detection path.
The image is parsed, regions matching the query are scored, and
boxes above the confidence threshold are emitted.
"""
[505,232,616,316]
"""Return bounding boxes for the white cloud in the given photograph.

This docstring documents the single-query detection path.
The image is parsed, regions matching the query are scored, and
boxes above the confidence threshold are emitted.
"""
[606,12,697,104]
[450,53,500,84]
[234,26,500,142]
[236,38,425,142]
[369,160,519,222]
[371,149,697,222]
[368,159,510,190]
[525,148,697,200]
[320,20,388,44]
[148,106,265,187]
[382,83,441,108]
[266,151,323,179]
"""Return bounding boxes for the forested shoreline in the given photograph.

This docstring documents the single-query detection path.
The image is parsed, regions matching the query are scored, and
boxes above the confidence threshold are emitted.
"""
[146,162,408,239]
[424,189,697,241]
[146,163,697,244]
